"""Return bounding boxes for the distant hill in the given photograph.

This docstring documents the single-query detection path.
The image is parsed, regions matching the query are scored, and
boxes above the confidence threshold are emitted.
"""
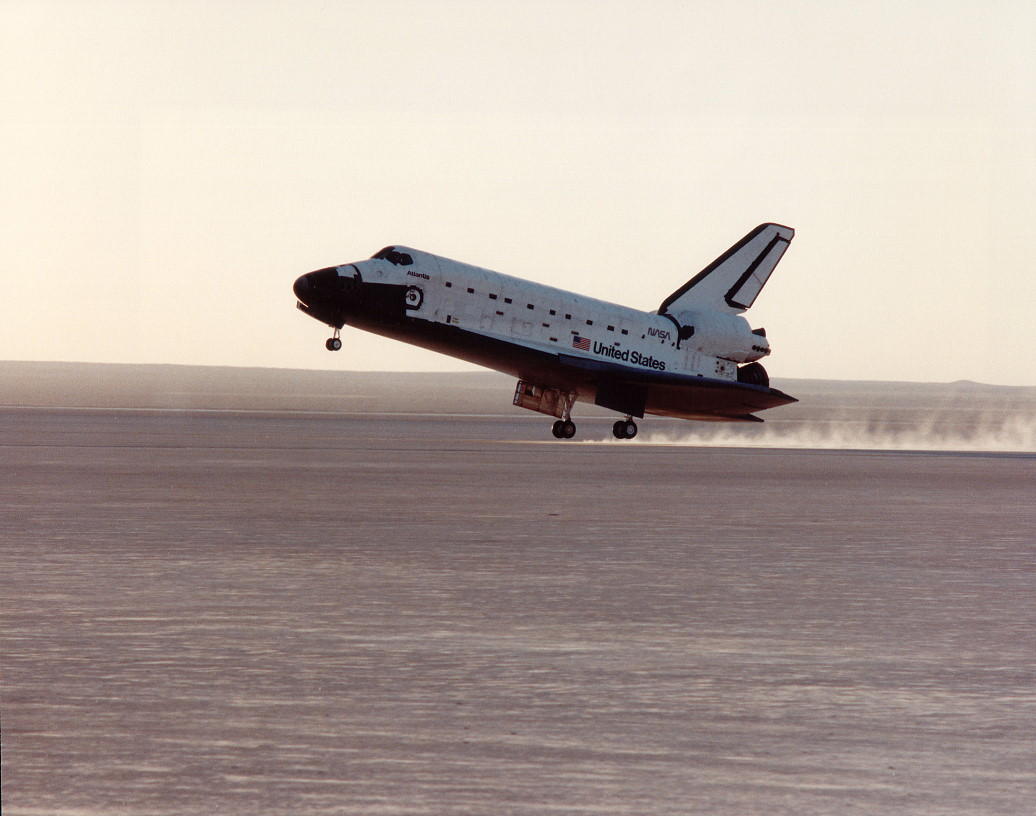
[0,361,1032,415]
[0,362,513,413]
[1,362,1033,451]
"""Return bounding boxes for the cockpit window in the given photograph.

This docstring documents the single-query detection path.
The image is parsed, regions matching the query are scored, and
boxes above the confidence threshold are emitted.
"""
[372,246,413,266]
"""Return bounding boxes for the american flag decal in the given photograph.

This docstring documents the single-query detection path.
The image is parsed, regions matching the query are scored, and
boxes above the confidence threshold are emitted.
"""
[572,335,590,351]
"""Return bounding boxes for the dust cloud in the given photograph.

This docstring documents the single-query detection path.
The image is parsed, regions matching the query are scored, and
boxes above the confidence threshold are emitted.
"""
[636,412,1036,452]
[640,378,1036,453]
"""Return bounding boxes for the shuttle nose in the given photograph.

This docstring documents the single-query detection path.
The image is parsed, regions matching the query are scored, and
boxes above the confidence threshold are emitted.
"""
[293,266,357,328]
[293,273,312,303]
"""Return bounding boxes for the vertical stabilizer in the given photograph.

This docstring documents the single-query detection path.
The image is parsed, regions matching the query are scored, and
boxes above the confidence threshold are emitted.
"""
[659,223,794,316]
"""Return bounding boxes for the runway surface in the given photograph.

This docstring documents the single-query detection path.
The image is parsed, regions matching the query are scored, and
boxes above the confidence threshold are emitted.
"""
[2,408,1034,815]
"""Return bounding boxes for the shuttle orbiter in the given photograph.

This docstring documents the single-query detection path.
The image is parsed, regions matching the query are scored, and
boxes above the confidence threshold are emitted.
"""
[292,223,797,438]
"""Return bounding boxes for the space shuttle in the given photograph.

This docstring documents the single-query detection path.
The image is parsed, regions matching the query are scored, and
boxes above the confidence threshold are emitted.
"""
[292,223,797,439]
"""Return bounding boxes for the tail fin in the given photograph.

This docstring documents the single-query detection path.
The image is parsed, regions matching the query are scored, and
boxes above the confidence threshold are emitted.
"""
[658,223,794,316]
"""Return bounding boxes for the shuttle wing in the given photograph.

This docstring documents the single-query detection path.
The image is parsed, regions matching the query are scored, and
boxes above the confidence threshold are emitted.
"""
[551,351,797,421]
[659,223,794,316]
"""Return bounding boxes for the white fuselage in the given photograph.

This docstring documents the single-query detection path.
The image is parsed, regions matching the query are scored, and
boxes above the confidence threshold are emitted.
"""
[351,247,763,383]
[294,224,796,433]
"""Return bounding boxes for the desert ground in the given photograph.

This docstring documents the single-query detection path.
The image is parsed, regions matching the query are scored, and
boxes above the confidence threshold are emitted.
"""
[2,365,1034,814]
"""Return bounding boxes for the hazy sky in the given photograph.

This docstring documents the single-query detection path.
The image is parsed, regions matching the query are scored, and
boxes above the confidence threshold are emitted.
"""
[3,1,1034,384]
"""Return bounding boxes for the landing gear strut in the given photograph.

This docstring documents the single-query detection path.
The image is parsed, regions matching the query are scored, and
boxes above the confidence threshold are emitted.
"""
[325,328,342,351]
[612,417,638,440]
[512,380,579,440]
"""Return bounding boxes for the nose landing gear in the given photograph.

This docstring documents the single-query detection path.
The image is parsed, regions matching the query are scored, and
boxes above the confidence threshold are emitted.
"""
[325,328,342,351]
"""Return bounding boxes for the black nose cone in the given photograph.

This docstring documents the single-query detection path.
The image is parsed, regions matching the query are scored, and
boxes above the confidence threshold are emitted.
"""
[293,273,311,303]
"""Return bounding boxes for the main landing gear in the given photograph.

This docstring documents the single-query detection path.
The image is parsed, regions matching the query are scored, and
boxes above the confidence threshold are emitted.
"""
[612,417,638,440]
[325,328,342,351]
[551,419,576,439]
[549,417,637,440]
